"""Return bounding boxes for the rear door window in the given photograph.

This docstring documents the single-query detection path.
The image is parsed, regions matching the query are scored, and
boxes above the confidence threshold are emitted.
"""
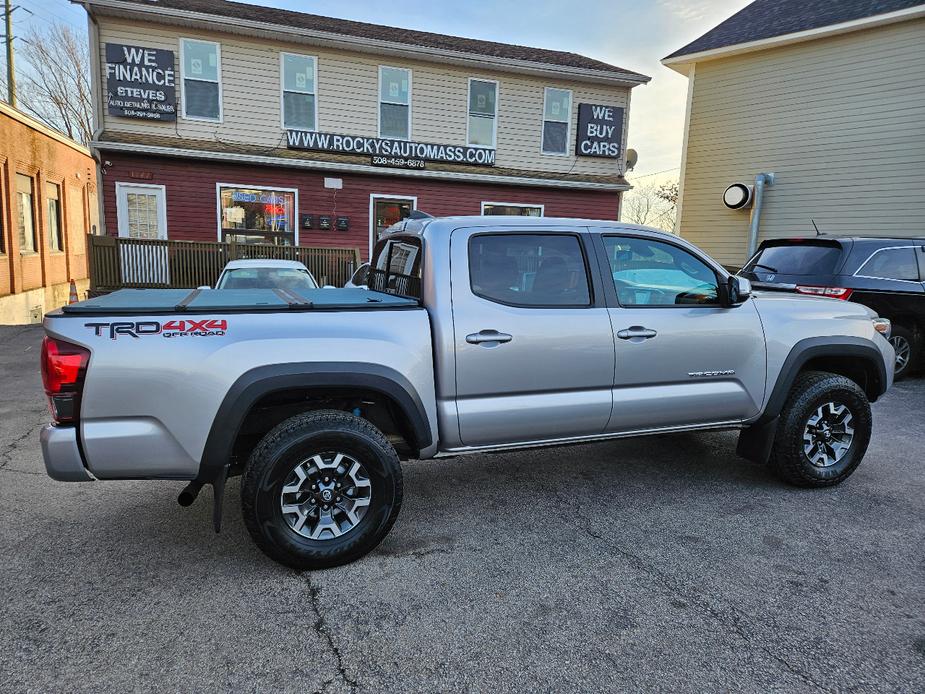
[856,247,920,282]
[743,242,842,276]
[468,233,591,307]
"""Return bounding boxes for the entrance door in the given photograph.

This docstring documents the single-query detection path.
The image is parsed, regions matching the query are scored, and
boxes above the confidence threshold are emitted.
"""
[115,183,169,285]
[450,226,615,447]
[370,195,416,258]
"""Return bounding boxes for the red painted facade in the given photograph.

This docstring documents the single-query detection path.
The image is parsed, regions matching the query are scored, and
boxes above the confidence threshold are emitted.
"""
[102,154,621,261]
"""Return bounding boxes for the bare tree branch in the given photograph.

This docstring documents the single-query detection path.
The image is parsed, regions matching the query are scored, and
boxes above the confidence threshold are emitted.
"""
[15,23,93,145]
[621,179,680,232]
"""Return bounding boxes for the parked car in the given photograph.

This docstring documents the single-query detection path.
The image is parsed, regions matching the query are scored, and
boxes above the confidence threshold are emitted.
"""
[738,237,924,379]
[40,217,894,570]
[213,259,320,292]
[344,263,370,289]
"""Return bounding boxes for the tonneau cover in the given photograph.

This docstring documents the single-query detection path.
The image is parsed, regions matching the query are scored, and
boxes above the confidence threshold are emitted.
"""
[61,287,419,315]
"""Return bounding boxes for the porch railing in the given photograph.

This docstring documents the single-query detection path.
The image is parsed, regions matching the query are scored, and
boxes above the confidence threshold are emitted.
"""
[88,235,361,292]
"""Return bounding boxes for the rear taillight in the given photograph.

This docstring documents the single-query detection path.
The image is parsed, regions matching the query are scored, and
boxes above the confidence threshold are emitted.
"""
[41,336,90,424]
[795,285,853,300]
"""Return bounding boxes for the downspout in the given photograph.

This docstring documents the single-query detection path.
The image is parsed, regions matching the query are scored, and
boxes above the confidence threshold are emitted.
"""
[84,3,107,236]
[746,172,774,258]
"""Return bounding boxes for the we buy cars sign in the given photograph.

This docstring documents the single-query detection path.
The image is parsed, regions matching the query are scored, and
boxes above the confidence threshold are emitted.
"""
[575,103,624,158]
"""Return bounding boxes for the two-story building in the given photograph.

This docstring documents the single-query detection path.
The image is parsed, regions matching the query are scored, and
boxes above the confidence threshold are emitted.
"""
[81,0,649,259]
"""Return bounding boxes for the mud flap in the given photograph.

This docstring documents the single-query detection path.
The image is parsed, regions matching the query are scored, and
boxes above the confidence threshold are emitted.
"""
[212,464,230,533]
[736,416,779,465]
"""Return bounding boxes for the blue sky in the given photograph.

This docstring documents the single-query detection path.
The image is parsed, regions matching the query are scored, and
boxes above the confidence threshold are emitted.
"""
[16,0,750,179]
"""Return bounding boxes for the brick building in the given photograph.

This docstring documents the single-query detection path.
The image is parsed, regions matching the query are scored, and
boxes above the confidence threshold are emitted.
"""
[0,102,99,323]
[82,0,649,261]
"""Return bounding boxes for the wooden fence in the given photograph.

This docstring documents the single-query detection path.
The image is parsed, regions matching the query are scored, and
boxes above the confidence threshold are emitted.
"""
[88,235,361,292]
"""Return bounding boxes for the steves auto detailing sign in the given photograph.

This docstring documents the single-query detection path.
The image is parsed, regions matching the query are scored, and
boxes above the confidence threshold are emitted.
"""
[105,43,177,121]
[575,103,624,158]
[287,130,496,166]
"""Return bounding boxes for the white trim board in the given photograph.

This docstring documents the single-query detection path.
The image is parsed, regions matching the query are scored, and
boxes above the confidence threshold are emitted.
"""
[92,141,630,192]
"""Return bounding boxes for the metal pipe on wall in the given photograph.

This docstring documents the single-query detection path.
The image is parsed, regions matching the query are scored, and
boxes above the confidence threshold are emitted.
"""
[746,172,775,258]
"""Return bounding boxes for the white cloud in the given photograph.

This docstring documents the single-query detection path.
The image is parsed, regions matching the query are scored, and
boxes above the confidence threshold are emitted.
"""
[657,0,715,22]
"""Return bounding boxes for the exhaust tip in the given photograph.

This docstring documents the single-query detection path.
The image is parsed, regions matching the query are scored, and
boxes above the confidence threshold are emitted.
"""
[177,481,204,507]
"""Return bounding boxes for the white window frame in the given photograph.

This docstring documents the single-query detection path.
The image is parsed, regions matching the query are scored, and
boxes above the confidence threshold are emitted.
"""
[180,37,223,123]
[541,87,572,156]
[467,77,498,149]
[15,173,37,254]
[215,182,300,246]
[378,65,412,140]
[369,193,417,259]
[480,201,545,216]
[115,182,168,239]
[280,52,318,132]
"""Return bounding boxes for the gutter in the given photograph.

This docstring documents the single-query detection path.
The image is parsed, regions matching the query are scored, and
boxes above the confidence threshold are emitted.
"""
[91,140,631,192]
[79,0,650,87]
[661,4,925,74]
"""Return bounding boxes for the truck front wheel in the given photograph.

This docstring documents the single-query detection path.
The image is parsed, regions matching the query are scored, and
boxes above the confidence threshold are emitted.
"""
[769,371,872,487]
[241,410,403,570]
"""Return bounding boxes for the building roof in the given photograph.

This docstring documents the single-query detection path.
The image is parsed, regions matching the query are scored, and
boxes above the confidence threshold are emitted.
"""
[665,0,925,61]
[88,0,649,82]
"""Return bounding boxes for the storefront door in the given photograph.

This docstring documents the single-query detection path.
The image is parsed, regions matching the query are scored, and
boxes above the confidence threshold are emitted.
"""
[369,194,416,258]
[115,183,169,284]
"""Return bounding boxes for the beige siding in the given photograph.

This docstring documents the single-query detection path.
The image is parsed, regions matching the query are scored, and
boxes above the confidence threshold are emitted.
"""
[98,19,630,177]
[677,19,925,266]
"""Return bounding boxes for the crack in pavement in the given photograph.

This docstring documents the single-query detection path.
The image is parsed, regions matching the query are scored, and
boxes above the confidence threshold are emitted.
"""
[307,575,358,693]
[547,483,831,692]
[0,420,45,471]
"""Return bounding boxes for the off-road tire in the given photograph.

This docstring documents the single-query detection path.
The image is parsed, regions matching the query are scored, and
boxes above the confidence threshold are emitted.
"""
[241,410,403,570]
[769,371,872,488]
[889,325,918,381]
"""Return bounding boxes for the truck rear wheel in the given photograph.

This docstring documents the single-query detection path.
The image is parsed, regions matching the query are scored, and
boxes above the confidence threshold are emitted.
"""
[769,371,872,488]
[241,410,403,570]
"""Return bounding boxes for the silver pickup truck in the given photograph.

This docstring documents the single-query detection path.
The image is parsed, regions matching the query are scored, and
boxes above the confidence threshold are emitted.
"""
[40,217,894,569]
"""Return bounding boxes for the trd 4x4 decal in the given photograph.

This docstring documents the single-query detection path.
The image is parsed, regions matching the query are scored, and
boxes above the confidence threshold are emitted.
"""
[85,319,228,340]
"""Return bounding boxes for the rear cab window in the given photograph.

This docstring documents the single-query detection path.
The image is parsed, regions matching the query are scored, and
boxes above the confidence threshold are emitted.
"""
[369,236,423,299]
[742,240,843,279]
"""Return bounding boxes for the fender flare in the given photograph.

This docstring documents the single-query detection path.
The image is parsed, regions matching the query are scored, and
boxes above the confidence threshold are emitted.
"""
[737,336,888,464]
[196,362,433,483]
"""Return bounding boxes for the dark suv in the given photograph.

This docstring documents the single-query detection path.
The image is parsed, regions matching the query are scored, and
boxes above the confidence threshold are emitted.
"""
[739,237,925,379]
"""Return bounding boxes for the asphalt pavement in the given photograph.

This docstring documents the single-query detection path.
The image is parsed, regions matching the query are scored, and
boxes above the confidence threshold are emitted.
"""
[1,324,923,693]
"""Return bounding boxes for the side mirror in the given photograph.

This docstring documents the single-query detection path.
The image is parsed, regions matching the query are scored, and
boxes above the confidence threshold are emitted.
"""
[722,276,751,307]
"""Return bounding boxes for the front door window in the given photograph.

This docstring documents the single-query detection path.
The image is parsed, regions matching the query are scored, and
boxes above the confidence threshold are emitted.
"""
[373,199,413,239]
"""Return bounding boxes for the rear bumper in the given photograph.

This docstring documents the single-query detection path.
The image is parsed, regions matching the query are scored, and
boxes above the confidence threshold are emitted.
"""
[40,424,94,482]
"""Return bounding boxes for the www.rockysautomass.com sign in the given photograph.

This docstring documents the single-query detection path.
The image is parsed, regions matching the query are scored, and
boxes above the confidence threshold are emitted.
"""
[286,130,496,166]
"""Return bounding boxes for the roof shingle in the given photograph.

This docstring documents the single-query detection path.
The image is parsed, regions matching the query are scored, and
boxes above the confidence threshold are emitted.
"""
[99,0,649,81]
[665,0,925,60]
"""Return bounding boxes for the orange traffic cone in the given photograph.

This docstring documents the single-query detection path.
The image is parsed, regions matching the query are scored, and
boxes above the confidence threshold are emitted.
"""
[68,279,79,305]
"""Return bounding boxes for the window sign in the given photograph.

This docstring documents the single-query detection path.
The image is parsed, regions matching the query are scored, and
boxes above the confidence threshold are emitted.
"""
[219,186,295,245]
[282,53,317,131]
[379,66,410,139]
[181,39,221,121]
[468,79,497,148]
[542,88,571,155]
[575,103,624,158]
[105,43,176,121]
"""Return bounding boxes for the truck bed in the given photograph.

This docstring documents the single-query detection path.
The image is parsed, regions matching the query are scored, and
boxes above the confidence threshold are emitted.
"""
[58,287,419,316]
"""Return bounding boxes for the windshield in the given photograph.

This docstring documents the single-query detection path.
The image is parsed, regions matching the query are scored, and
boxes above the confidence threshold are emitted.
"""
[217,267,318,291]
[742,242,842,277]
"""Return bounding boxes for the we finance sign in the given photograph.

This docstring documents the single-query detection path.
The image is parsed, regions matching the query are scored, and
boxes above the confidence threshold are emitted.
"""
[287,130,496,166]
[105,43,176,121]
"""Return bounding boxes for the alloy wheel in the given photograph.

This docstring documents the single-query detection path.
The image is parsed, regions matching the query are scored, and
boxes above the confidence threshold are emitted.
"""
[889,335,911,374]
[280,452,372,540]
[802,402,855,468]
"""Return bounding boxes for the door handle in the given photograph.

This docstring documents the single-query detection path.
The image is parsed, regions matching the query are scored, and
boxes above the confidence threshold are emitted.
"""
[466,330,513,345]
[616,326,657,341]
